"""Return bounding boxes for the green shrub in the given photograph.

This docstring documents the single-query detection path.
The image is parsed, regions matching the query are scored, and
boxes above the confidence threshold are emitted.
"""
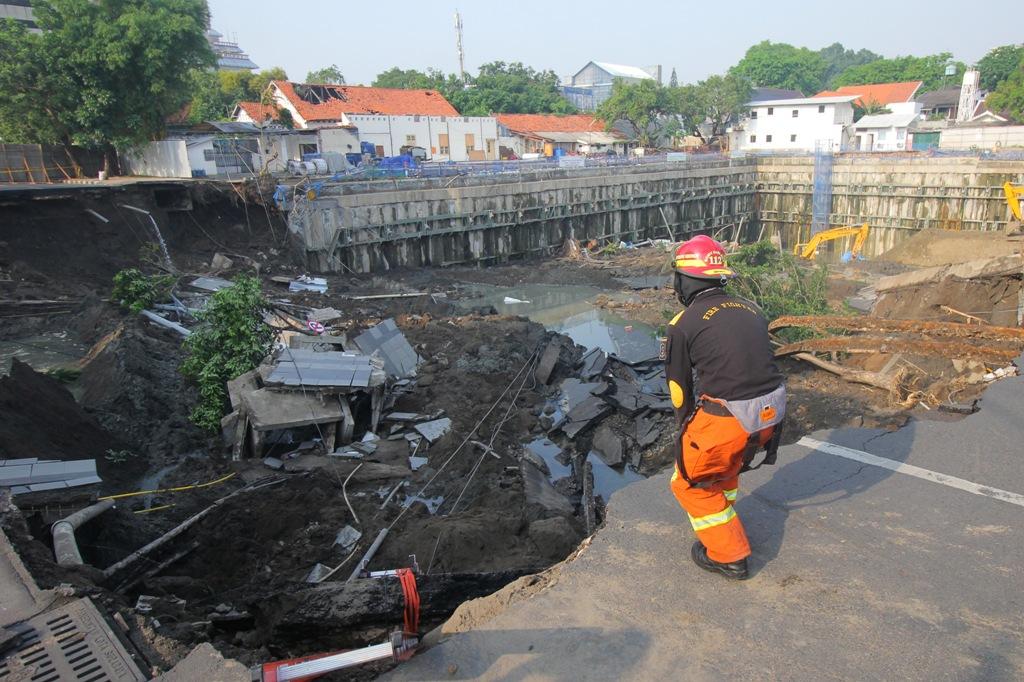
[181,275,275,431]
[112,268,174,313]
[727,241,831,340]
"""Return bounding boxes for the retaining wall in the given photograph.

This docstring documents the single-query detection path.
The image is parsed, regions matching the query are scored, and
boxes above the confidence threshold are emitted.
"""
[288,156,1024,273]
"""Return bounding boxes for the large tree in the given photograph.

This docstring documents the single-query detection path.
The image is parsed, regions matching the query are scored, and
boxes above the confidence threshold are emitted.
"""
[596,79,674,147]
[450,62,575,116]
[669,75,751,147]
[832,53,965,92]
[985,58,1024,122]
[305,64,345,85]
[818,42,883,88]
[373,67,446,90]
[0,0,213,172]
[729,41,827,95]
[977,44,1024,91]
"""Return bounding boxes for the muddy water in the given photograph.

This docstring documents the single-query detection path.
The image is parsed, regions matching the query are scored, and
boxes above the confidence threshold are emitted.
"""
[456,283,661,364]
[0,332,88,376]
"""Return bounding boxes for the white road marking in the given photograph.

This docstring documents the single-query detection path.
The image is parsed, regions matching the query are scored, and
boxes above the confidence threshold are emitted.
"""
[797,436,1024,509]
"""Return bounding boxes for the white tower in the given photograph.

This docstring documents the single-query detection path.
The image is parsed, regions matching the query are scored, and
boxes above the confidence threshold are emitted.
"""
[957,70,980,123]
[455,10,466,83]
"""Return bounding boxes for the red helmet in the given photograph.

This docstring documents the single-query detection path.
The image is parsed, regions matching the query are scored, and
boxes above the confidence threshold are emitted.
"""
[672,235,735,279]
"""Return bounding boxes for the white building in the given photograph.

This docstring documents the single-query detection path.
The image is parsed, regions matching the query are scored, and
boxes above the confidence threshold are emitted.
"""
[561,61,661,111]
[849,111,920,152]
[0,1,37,31]
[735,96,856,152]
[235,82,499,162]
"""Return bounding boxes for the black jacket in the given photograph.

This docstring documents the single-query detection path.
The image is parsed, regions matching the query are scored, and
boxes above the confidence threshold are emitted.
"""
[665,288,783,428]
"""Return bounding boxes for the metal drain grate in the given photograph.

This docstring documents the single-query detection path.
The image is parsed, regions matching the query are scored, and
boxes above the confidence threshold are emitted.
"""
[0,598,145,682]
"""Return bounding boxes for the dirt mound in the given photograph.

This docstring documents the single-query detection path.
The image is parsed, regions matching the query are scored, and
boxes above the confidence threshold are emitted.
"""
[0,358,139,483]
[77,319,206,463]
[879,229,1018,268]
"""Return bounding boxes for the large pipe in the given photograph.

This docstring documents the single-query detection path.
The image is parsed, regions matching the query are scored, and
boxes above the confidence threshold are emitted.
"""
[52,499,115,567]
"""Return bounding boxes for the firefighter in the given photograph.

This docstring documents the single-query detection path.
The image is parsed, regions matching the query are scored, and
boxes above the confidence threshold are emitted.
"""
[665,235,786,580]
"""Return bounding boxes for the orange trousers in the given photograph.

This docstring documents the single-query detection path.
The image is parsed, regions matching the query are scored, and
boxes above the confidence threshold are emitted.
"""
[670,409,772,564]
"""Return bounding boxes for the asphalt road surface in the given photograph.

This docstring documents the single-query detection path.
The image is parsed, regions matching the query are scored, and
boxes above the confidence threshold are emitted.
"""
[386,358,1024,681]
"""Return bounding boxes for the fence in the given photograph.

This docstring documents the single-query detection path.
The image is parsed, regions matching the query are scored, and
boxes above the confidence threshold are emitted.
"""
[0,143,104,183]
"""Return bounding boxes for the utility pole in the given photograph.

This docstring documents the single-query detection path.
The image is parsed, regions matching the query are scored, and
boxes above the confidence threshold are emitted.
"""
[455,10,466,83]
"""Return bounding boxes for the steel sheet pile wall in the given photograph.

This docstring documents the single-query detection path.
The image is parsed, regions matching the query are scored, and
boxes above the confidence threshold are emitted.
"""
[757,156,1024,258]
[290,162,757,273]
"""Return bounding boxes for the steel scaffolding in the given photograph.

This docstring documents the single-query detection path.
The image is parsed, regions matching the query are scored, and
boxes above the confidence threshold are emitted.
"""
[811,141,834,235]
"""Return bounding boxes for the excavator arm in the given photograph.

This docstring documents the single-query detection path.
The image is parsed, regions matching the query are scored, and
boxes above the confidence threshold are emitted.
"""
[1005,182,1023,222]
[793,223,870,260]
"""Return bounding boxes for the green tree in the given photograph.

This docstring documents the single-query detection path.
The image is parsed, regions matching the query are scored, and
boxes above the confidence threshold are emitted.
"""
[818,42,883,88]
[181,275,274,431]
[248,67,289,99]
[373,67,446,90]
[695,74,752,145]
[977,44,1024,90]
[450,62,575,116]
[187,68,232,123]
[596,79,674,147]
[0,0,213,173]
[832,53,965,92]
[305,64,345,84]
[986,58,1024,123]
[729,40,826,95]
[853,101,892,121]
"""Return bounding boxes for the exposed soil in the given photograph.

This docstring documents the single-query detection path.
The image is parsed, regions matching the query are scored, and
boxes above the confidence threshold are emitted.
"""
[879,228,1022,268]
[2,184,1008,677]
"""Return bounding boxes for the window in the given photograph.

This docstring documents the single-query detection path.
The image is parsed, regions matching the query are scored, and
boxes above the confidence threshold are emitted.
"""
[792,109,799,118]
[299,143,318,157]
[438,133,450,155]
[766,135,773,143]
[750,110,758,119]
[818,104,826,113]
[767,107,774,115]
[790,134,797,142]
[465,133,475,152]
[486,139,495,155]
[405,134,416,145]
[749,135,756,143]
[877,129,888,141]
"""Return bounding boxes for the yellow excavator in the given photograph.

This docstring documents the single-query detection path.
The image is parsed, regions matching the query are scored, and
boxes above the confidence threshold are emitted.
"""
[793,223,870,260]
[1005,182,1023,224]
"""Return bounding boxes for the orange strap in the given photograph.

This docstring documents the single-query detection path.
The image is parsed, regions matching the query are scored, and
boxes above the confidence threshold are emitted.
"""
[397,568,420,635]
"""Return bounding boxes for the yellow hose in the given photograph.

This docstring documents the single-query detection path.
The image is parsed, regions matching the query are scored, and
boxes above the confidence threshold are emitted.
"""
[100,472,237,501]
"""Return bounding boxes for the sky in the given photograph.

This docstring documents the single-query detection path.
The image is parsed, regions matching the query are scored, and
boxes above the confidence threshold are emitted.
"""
[208,0,1020,87]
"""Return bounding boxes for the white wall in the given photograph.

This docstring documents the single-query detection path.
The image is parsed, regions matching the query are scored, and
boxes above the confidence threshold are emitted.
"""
[345,115,499,161]
[122,140,192,178]
[852,126,911,152]
[738,102,852,152]
[318,127,361,156]
[939,125,1024,150]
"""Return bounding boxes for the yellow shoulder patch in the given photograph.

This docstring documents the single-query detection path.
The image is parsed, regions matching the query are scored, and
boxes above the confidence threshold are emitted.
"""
[669,310,685,326]
[669,380,685,408]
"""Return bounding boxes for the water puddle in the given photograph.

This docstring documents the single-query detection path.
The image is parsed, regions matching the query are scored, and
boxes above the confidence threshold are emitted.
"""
[455,283,660,363]
[526,437,573,480]
[587,453,643,501]
[0,333,89,376]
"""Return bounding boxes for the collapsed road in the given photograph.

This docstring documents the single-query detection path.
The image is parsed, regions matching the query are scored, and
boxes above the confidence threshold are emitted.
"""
[1,182,1023,678]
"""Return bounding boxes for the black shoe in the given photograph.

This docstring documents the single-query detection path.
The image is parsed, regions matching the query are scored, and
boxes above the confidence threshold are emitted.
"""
[691,541,749,580]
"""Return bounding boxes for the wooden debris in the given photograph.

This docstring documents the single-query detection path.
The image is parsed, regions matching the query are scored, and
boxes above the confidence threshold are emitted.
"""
[776,336,1021,363]
[769,315,1024,342]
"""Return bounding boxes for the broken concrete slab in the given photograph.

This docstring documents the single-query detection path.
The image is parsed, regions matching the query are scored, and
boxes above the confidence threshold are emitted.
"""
[578,348,609,380]
[414,418,452,443]
[154,643,250,682]
[875,254,1024,292]
[604,379,662,415]
[521,449,551,477]
[409,456,428,471]
[559,396,611,439]
[226,369,259,411]
[535,338,563,385]
[559,378,609,413]
[188,276,234,292]
[333,525,361,552]
[353,318,420,379]
[521,462,574,515]
[635,413,665,448]
[383,412,429,422]
[288,275,328,293]
[591,424,624,467]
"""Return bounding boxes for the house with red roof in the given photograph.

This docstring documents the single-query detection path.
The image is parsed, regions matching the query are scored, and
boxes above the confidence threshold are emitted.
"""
[237,81,499,161]
[496,113,628,157]
[814,81,923,112]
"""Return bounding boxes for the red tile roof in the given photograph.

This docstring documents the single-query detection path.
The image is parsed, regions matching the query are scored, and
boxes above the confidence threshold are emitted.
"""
[814,81,923,107]
[273,81,459,122]
[235,101,280,122]
[496,113,611,134]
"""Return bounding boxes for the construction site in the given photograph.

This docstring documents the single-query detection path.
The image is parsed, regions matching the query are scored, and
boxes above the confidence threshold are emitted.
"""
[1,151,1024,680]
